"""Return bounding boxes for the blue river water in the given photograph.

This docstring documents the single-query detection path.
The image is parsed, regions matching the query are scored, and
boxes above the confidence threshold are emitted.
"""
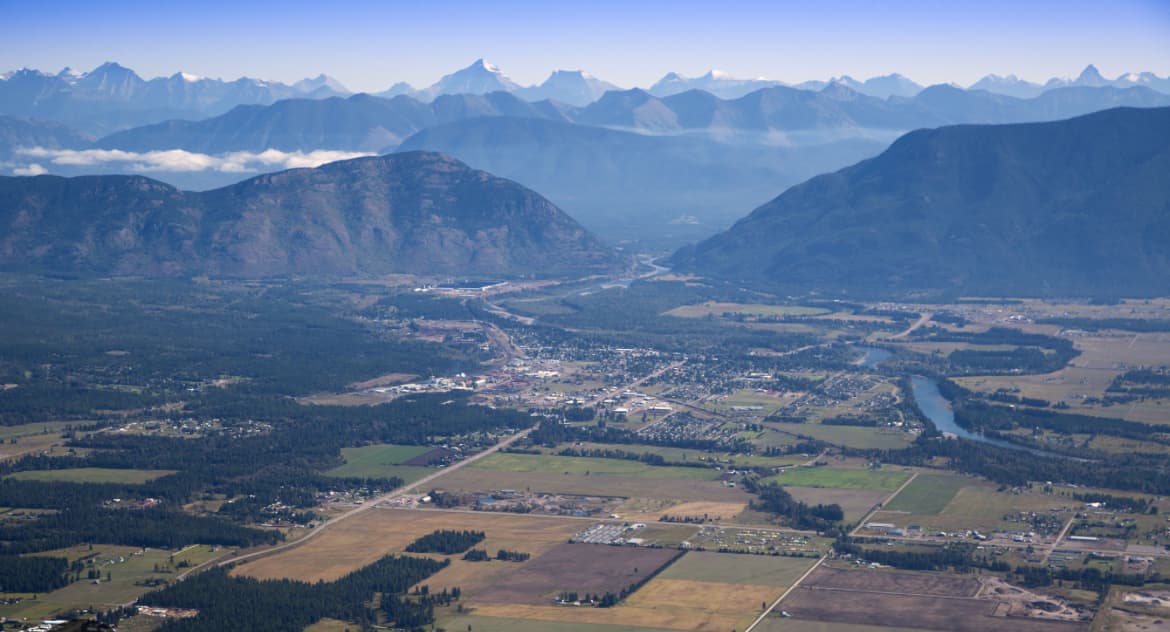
[909,375,1039,453]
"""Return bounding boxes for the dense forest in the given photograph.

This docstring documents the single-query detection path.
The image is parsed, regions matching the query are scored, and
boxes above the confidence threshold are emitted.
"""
[140,555,448,631]
[404,529,486,554]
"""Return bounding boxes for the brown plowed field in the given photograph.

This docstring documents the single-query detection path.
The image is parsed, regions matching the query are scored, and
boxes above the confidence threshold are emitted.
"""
[474,543,680,605]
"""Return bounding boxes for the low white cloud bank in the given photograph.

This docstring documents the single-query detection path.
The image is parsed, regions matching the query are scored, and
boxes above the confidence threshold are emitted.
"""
[11,147,373,175]
[12,162,48,176]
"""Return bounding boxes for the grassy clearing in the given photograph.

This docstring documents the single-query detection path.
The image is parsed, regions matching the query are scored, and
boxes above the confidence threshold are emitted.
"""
[5,467,177,484]
[766,423,913,450]
[665,302,831,319]
[0,544,225,621]
[658,551,816,586]
[884,474,971,515]
[322,444,432,479]
[235,508,583,586]
[536,442,804,469]
[0,421,75,440]
[766,467,910,491]
[470,453,722,481]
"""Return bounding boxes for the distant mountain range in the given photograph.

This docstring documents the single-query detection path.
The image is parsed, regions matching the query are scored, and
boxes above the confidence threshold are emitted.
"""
[0,151,623,278]
[670,106,1170,298]
[92,82,1170,154]
[0,62,351,135]
[6,60,1167,135]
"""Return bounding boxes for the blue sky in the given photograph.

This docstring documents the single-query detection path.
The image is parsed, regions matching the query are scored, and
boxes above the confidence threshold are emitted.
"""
[2,0,1168,92]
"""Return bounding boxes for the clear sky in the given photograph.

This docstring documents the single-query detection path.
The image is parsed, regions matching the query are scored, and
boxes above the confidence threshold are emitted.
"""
[2,0,1169,92]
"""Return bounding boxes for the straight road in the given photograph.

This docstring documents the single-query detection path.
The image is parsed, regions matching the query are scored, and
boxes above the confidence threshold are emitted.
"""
[213,427,532,569]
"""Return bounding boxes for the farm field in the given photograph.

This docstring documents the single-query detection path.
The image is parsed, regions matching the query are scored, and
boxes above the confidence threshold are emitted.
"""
[439,616,678,632]
[0,422,78,461]
[664,302,831,319]
[765,466,911,491]
[884,473,973,515]
[754,620,937,632]
[0,420,75,440]
[866,483,1075,534]
[619,499,748,523]
[470,452,724,481]
[0,544,224,621]
[657,550,817,586]
[474,543,679,605]
[234,508,583,590]
[785,486,888,522]
[4,467,177,484]
[547,441,805,468]
[327,443,430,471]
[766,422,914,450]
[436,467,750,503]
[779,566,1088,632]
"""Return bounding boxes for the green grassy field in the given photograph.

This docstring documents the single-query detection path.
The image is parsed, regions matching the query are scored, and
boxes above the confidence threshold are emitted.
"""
[666,302,831,319]
[538,442,804,468]
[0,544,226,620]
[5,467,176,484]
[324,444,432,479]
[884,474,971,515]
[470,453,723,481]
[0,421,75,440]
[765,423,913,450]
[765,467,910,491]
[658,551,817,587]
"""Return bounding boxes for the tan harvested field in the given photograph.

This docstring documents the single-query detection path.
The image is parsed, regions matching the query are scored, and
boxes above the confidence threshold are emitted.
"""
[625,578,774,630]
[468,602,741,632]
[622,500,747,522]
[785,486,888,522]
[779,566,1088,632]
[435,467,752,503]
[440,614,678,632]
[233,508,582,589]
[474,543,679,605]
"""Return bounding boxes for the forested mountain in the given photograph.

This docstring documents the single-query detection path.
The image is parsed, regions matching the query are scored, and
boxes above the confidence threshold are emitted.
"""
[671,107,1170,298]
[396,116,888,244]
[0,151,622,278]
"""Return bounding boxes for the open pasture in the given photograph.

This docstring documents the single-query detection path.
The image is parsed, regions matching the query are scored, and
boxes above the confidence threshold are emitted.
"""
[324,443,434,481]
[870,484,1074,534]
[234,508,582,587]
[766,466,911,491]
[884,473,973,515]
[471,452,723,481]
[785,486,889,522]
[437,466,750,503]
[0,544,224,621]
[664,302,830,319]
[766,422,914,450]
[5,467,176,484]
